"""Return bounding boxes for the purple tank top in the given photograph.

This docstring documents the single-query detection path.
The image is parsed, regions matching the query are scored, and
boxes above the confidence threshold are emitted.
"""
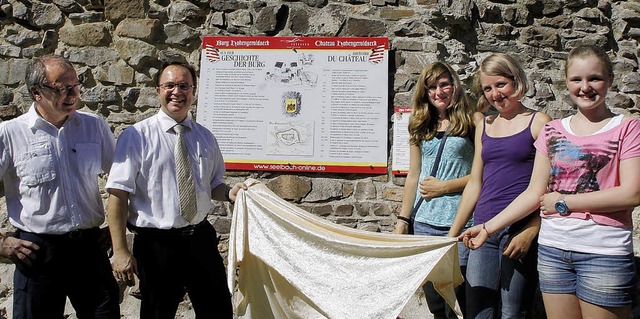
[473,113,537,226]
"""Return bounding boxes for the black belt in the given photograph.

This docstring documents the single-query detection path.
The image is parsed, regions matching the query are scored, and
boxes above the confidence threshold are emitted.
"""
[128,220,208,237]
[16,227,100,240]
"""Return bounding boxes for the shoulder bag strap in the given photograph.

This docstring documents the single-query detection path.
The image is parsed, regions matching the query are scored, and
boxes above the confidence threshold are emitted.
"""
[410,132,449,219]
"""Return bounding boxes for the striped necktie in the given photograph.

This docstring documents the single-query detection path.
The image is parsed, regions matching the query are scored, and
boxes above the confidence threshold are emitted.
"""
[173,124,197,223]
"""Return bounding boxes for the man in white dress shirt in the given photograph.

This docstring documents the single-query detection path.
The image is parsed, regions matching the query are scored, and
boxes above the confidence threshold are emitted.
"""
[0,55,119,318]
[106,61,244,318]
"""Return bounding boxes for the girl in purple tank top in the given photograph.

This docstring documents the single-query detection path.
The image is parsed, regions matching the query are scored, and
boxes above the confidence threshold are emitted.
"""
[448,53,551,319]
[461,46,640,319]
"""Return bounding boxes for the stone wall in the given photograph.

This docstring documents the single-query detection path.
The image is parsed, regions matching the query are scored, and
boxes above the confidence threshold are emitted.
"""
[1,0,640,317]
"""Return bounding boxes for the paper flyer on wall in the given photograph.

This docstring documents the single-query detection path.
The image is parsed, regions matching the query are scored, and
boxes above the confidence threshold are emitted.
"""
[392,107,411,175]
[197,36,389,174]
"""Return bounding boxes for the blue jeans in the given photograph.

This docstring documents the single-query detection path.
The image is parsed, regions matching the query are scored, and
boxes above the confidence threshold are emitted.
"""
[465,227,538,319]
[414,221,469,319]
[538,244,635,307]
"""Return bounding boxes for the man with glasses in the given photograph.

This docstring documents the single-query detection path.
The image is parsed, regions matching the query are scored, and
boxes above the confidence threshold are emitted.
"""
[106,61,243,318]
[0,55,119,318]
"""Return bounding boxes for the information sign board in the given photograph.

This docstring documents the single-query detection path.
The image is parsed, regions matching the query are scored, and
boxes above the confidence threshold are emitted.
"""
[197,36,389,174]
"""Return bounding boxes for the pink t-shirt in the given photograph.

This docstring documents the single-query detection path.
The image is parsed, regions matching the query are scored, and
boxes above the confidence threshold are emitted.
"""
[534,117,640,227]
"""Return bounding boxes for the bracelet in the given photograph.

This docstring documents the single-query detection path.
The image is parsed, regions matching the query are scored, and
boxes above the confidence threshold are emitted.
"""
[397,219,409,225]
[224,187,234,204]
[482,222,489,236]
[397,215,411,224]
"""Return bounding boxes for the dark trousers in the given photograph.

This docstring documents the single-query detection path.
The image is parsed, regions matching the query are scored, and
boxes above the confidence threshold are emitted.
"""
[414,222,468,319]
[423,272,467,319]
[12,228,120,319]
[131,220,233,319]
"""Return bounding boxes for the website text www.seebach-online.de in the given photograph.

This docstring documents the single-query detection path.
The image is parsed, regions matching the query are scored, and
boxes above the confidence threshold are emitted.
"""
[252,164,326,171]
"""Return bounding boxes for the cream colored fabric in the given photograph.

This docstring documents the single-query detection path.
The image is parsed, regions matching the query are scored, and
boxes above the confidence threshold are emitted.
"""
[228,180,463,319]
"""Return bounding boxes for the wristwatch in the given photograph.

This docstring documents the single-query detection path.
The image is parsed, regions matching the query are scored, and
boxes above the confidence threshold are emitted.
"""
[555,194,570,216]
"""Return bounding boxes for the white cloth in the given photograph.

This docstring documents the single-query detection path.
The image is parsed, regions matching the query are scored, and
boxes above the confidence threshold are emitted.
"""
[106,110,226,229]
[228,180,463,319]
[0,104,115,234]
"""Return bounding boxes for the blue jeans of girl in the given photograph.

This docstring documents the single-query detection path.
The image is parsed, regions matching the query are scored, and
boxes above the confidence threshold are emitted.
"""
[465,227,538,319]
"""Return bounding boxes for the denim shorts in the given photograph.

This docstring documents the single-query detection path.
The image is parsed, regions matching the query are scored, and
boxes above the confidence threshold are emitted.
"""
[537,244,636,307]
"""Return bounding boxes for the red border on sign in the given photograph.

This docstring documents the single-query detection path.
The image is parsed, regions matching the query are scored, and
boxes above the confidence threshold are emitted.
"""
[202,36,389,174]
[203,36,389,50]
[226,163,387,174]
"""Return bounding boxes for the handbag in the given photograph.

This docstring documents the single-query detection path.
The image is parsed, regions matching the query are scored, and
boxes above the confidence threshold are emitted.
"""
[408,132,448,234]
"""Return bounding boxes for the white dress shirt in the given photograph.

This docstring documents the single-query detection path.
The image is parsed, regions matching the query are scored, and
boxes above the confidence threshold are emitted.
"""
[0,104,115,234]
[106,110,226,229]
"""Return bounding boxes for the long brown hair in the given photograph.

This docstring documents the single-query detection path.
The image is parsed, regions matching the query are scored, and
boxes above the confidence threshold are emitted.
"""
[409,62,475,145]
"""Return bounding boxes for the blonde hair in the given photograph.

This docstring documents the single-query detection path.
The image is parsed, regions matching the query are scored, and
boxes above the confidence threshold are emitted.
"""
[565,45,614,83]
[409,62,475,145]
[473,53,528,112]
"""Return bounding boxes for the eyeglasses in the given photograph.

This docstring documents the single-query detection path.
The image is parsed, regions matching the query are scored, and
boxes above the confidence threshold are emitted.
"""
[42,83,82,95]
[427,83,453,93]
[158,82,194,91]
